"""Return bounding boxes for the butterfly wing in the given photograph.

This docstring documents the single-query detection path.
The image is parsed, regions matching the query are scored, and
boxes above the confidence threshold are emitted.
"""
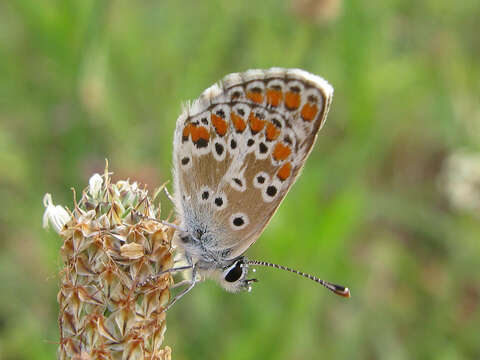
[172,68,333,261]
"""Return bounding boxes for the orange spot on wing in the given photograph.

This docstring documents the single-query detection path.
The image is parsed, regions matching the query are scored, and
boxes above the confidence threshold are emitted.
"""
[249,112,266,134]
[285,91,301,110]
[190,126,210,145]
[265,122,281,141]
[266,89,282,107]
[272,142,291,161]
[182,124,193,141]
[231,113,246,133]
[211,114,228,136]
[301,103,318,122]
[277,162,292,181]
[246,91,263,104]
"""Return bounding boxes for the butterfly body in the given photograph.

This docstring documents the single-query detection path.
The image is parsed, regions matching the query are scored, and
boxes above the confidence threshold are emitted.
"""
[171,68,333,292]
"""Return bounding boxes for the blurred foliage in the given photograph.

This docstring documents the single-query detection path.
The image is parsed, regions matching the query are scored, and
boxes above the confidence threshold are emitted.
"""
[1,0,479,359]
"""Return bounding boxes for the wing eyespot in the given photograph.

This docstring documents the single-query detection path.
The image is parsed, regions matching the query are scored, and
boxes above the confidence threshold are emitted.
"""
[253,171,270,189]
[229,175,247,192]
[212,138,227,161]
[230,213,249,231]
[266,185,277,197]
[212,192,228,211]
[262,182,279,203]
[197,186,212,203]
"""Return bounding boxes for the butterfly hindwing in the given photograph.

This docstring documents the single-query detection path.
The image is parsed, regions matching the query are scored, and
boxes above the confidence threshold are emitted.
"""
[173,68,333,261]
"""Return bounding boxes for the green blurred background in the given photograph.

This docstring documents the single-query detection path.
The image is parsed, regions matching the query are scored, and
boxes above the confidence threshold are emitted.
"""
[1,0,479,359]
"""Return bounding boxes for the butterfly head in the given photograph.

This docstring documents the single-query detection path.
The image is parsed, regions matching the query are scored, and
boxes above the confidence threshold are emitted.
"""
[216,257,258,293]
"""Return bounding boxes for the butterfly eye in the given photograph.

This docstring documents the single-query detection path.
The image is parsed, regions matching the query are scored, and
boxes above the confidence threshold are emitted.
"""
[224,260,244,283]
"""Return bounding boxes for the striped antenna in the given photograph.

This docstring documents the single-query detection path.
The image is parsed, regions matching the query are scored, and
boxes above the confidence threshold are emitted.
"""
[246,260,350,298]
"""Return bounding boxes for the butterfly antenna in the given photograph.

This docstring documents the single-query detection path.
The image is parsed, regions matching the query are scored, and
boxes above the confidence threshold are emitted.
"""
[246,260,350,298]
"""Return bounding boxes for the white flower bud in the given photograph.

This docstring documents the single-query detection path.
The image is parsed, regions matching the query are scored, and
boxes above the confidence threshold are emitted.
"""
[89,173,103,198]
[42,193,71,233]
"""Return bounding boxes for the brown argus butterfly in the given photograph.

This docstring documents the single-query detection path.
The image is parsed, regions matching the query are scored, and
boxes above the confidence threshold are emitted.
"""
[151,68,350,309]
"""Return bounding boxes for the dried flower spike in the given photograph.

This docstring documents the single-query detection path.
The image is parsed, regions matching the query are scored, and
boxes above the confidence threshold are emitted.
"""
[44,166,174,360]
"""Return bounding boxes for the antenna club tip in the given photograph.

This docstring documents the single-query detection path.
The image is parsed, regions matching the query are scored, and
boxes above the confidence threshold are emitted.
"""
[335,287,351,298]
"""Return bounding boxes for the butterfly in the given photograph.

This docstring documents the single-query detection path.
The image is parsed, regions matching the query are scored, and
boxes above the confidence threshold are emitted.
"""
[156,68,349,308]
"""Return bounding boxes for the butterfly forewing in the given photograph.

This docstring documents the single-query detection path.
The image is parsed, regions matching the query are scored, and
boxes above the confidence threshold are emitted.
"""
[173,68,333,261]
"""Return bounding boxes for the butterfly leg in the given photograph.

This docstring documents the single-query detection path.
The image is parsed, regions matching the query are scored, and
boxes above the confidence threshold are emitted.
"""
[140,264,193,287]
[163,264,198,312]
[163,186,175,205]
[170,279,191,289]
